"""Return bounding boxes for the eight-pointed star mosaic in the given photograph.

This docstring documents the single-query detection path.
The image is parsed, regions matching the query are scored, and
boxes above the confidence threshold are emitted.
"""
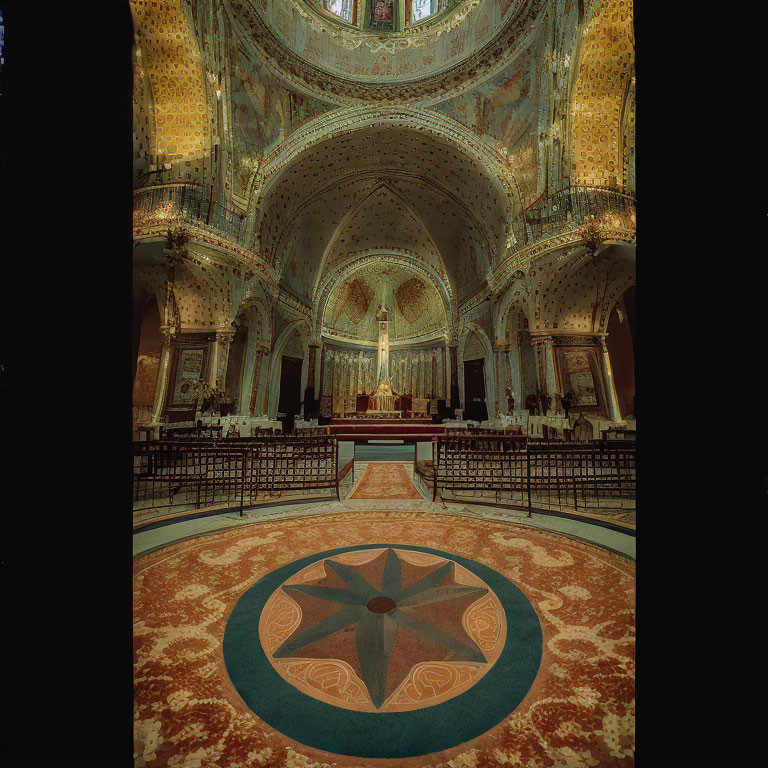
[273,549,490,708]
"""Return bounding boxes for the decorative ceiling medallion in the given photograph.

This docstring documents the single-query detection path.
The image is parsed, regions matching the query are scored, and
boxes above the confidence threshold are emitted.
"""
[224,0,547,104]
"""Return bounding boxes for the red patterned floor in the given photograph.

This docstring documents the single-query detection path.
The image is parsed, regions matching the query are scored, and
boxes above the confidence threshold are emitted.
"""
[133,511,635,768]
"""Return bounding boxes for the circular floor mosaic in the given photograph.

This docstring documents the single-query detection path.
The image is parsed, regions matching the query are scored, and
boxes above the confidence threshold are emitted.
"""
[133,511,635,768]
[223,545,541,757]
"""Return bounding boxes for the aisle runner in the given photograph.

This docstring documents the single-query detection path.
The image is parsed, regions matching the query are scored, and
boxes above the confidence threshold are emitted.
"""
[348,462,421,499]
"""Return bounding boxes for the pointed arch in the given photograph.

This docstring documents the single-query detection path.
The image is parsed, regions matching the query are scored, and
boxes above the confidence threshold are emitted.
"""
[267,319,311,419]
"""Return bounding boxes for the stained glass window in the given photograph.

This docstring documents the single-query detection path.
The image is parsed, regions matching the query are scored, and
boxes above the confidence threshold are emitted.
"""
[321,0,354,23]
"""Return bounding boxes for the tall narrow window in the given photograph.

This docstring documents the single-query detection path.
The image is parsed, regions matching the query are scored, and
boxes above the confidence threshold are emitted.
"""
[411,0,448,24]
[321,0,354,23]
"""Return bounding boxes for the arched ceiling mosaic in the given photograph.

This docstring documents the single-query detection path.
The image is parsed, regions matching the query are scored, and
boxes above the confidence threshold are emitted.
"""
[322,262,446,342]
[130,0,212,163]
[569,0,635,187]
[259,124,507,302]
[222,0,548,104]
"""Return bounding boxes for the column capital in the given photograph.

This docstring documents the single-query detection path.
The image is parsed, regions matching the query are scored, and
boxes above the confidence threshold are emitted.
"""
[216,328,235,346]
[159,324,177,344]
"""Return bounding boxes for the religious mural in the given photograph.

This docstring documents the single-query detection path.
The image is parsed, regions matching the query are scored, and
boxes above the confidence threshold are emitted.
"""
[228,44,330,198]
[333,278,375,325]
[323,265,445,344]
[133,355,160,407]
[368,0,394,31]
[563,349,597,406]
[435,37,543,204]
[171,348,206,404]
[394,277,431,324]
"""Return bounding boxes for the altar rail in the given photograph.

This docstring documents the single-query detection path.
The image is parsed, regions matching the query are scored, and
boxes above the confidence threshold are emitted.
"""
[133,436,339,515]
[432,437,636,513]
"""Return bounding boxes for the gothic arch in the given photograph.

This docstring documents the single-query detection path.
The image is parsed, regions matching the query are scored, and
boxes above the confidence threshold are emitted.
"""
[267,319,311,419]
[458,321,496,420]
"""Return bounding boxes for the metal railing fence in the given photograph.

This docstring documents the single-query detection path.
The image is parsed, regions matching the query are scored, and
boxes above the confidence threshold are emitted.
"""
[133,436,339,515]
[510,185,636,250]
[433,436,636,514]
[132,184,250,248]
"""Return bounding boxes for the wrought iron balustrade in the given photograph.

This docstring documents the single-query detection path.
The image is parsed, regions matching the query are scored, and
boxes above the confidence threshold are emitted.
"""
[133,184,251,249]
[508,185,636,251]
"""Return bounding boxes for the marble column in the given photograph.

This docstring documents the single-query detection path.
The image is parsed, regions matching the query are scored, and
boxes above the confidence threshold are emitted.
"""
[305,342,320,418]
[213,329,235,390]
[494,341,510,415]
[151,326,175,424]
[507,333,523,411]
[248,344,268,416]
[448,344,460,410]
[598,336,622,422]
[531,335,557,397]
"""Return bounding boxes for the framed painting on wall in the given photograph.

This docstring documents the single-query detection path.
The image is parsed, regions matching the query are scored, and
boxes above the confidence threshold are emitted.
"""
[170,347,206,405]
[563,348,597,406]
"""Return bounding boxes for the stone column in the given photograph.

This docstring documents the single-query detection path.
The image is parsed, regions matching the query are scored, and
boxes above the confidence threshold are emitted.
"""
[531,335,557,396]
[448,343,460,410]
[213,328,235,389]
[494,341,510,415]
[305,341,320,418]
[508,333,523,411]
[151,326,175,424]
[598,336,622,422]
[248,343,268,416]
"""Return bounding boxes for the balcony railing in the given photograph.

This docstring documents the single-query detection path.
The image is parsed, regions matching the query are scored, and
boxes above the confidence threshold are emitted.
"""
[133,184,251,249]
[509,185,636,251]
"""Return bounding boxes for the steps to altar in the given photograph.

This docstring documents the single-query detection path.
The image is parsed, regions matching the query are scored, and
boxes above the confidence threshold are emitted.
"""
[328,417,444,441]
[330,417,433,425]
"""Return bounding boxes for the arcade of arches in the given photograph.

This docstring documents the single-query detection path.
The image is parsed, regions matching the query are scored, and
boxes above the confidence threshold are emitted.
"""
[132,1,635,766]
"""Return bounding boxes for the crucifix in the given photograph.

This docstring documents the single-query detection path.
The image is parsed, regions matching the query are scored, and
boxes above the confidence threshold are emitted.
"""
[376,304,390,385]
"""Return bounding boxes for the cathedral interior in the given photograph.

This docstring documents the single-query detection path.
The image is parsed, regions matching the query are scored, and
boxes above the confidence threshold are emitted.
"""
[128,1,636,765]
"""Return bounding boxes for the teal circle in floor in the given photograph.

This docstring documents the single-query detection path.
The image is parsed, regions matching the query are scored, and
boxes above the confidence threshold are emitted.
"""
[223,544,543,759]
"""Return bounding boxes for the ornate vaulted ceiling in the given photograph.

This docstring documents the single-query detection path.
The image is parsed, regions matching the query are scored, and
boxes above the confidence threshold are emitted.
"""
[259,124,508,303]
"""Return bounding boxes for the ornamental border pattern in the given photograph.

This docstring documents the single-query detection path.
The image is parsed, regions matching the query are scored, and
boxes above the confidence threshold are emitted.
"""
[223,0,547,105]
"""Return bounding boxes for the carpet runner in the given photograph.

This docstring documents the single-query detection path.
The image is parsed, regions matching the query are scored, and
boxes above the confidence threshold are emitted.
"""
[348,462,422,500]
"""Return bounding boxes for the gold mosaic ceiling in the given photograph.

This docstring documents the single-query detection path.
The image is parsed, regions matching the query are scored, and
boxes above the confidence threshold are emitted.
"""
[130,0,211,162]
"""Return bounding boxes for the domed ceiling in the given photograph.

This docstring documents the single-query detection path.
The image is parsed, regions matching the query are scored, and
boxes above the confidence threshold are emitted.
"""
[322,262,446,343]
[223,0,548,103]
[260,124,508,303]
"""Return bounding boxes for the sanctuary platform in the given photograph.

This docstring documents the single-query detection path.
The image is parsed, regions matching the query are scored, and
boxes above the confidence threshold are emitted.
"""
[328,416,444,441]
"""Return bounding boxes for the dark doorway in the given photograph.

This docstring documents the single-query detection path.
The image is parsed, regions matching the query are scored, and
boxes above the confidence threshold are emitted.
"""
[278,356,303,433]
[463,358,488,422]
[605,285,636,419]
